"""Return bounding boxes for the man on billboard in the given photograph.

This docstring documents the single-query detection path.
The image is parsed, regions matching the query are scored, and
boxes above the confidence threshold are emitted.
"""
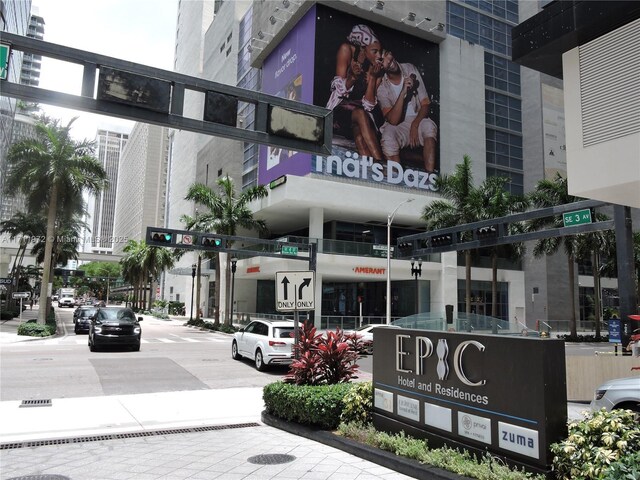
[377,50,438,172]
[326,24,385,160]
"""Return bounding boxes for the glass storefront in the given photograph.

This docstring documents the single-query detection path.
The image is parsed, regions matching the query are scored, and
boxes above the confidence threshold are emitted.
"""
[457,279,509,320]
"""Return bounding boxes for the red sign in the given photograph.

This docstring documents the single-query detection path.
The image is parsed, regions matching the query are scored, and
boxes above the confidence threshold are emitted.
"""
[247,266,260,273]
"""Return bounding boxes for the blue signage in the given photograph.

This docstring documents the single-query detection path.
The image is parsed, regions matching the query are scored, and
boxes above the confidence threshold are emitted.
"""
[608,319,622,343]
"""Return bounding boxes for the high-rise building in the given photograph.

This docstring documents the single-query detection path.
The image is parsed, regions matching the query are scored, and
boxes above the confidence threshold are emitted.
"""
[112,123,169,255]
[88,128,129,255]
[20,8,44,86]
[0,0,33,222]
[164,0,626,329]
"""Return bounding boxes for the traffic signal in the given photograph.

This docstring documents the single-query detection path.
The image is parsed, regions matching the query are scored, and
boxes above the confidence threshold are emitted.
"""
[431,234,453,247]
[201,236,223,248]
[477,225,498,239]
[150,231,173,244]
[397,241,413,256]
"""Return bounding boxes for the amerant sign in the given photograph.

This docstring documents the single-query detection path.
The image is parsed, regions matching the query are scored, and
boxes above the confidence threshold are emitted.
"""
[372,328,568,473]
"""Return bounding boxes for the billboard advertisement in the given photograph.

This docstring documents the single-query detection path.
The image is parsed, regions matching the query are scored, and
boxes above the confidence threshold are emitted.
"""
[259,5,440,191]
[258,6,317,185]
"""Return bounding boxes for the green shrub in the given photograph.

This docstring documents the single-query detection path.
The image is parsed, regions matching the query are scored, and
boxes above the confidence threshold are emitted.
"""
[337,423,545,480]
[341,381,372,425]
[264,381,352,429]
[17,319,57,337]
[550,408,640,480]
[0,311,16,320]
[219,324,236,334]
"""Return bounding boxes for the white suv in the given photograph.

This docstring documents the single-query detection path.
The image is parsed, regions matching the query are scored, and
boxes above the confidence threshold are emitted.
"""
[232,319,295,371]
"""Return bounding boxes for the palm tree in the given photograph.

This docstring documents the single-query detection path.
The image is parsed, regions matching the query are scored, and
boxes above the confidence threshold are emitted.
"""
[421,155,480,314]
[528,173,582,338]
[184,176,268,326]
[141,244,175,310]
[6,117,108,323]
[121,240,145,310]
[470,176,528,318]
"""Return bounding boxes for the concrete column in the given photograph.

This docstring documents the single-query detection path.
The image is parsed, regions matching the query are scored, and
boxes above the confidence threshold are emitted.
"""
[431,251,458,317]
[309,207,324,328]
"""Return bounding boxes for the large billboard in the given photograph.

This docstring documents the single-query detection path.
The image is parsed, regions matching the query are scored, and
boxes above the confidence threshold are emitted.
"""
[259,5,440,191]
[373,328,568,473]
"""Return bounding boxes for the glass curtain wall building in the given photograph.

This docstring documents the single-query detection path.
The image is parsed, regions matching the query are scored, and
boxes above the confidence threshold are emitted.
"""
[447,0,523,194]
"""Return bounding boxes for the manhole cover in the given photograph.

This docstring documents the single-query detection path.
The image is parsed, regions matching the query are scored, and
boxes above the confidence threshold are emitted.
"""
[247,454,296,465]
[7,475,71,480]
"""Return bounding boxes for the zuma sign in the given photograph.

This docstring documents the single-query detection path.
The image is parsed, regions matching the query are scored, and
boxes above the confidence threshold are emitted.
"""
[372,329,567,474]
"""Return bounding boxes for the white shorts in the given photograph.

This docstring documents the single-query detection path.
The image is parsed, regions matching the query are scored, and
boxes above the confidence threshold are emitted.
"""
[380,118,437,157]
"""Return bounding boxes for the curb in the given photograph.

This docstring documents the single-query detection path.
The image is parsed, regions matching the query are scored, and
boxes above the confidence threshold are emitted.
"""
[261,412,471,480]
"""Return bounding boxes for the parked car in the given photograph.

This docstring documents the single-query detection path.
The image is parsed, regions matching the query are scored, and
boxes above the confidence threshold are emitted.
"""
[231,319,295,371]
[343,324,401,354]
[88,307,143,352]
[74,307,97,334]
[73,305,95,323]
[590,376,640,413]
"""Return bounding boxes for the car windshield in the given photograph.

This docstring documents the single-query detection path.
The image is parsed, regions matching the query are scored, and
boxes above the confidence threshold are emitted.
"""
[356,325,373,331]
[79,309,97,318]
[274,327,294,338]
[97,309,137,323]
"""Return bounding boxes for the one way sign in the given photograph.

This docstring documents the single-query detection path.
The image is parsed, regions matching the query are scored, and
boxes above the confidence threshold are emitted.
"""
[275,271,315,312]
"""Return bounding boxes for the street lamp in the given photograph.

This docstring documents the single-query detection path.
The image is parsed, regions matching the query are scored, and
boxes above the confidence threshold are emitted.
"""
[230,256,238,324]
[190,263,196,321]
[386,198,414,324]
[410,257,422,314]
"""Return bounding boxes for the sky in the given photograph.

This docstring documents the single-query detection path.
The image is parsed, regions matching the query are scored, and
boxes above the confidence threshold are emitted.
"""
[32,0,179,140]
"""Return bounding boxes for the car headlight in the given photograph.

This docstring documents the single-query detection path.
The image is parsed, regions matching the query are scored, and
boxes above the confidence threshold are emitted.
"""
[93,326,102,334]
[595,389,607,400]
[134,327,141,334]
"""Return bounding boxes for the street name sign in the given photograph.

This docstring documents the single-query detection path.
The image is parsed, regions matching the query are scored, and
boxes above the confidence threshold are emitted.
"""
[0,277,13,285]
[281,246,298,256]
[12,292,30,299]
[275,271,315,311]
[563,208,592,227]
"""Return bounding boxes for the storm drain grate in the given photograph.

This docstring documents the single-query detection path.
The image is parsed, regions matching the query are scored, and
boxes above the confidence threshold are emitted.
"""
[247,454,296,465]
[0,422,261,450]
[19,399,52,408]
[6,475,70,480]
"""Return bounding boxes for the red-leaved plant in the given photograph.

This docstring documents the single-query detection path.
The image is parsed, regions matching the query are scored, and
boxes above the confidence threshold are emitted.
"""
[285,321,363,386]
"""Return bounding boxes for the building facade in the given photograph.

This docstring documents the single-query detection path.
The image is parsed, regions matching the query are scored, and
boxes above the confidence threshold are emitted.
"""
[87,129,129,255]
[164,0,623,330]
[112,123,169,255]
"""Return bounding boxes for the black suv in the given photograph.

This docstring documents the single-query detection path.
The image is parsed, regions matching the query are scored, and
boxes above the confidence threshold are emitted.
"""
[88,307,143,352]
[74,307,97,334]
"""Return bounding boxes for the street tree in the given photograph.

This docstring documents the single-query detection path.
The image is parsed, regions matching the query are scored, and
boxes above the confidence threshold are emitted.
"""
[527,173,582,338]
[6,117,108,323]
[184,176,268,326]
[421,155,479,314]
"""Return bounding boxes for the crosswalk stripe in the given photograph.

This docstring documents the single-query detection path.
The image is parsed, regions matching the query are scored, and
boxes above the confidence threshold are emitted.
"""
[157,338,176,343]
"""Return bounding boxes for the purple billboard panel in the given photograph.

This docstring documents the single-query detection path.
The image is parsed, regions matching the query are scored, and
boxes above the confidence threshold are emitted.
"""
[313,5,440,191]
[258,6,317,185]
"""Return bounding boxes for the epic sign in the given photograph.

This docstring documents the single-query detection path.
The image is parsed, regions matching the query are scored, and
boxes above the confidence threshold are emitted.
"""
[372,328,568,474]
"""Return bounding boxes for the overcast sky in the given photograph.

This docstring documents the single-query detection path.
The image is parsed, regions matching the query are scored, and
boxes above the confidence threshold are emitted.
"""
[33,0,178,140]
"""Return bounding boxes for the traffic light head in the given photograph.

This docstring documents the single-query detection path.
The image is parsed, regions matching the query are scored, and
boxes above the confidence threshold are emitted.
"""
[150,231,173,244]
[476,225,498,240]
[201,236,223,248]
[431,234,453,247]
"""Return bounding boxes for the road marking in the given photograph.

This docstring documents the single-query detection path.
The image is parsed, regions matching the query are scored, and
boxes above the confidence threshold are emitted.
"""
[157,338,176,343]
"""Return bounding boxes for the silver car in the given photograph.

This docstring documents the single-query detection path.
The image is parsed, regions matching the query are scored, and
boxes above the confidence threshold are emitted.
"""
[590,376,640,413]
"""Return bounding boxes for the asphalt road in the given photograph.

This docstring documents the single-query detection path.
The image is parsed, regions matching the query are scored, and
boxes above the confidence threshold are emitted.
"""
[0,308,293,402]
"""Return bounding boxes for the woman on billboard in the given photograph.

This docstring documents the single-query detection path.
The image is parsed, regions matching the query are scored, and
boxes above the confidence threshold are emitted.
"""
[326,24,385,160]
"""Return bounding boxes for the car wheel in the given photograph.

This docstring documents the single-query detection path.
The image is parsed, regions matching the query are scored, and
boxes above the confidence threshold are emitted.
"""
[75,328,79,334]
[255,349,268,372]
[616,402,640,413]
[231,340,242,360]
[132,344,140,352]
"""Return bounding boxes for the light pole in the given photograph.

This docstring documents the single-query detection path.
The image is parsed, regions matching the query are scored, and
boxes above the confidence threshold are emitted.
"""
[190,263,196,321]
[386,198,414,324]
[410,257,422,314]
[230,256,238,324]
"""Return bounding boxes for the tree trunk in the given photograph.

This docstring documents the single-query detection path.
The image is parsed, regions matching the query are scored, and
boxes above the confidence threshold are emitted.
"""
[38,182,59,324]
[593,252,602,341]
[491,252,498,318]
[195,255,202,320]
[214,255,221,327]
[568,255,578,337]
[465,250,471,314]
